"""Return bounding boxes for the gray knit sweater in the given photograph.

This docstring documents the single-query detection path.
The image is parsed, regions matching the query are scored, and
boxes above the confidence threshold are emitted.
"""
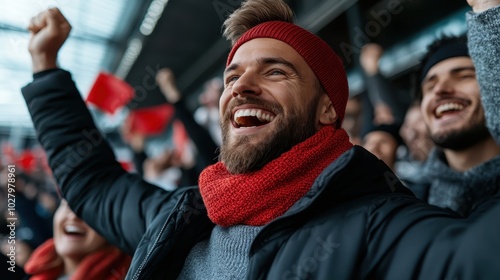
[177,225,262,280]
[424,149,500,215]
[467,6,500,144]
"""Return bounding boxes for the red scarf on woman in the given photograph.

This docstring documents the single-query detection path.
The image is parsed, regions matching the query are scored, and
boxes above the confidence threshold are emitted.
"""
[199,126,353,227]
[24,238,131,280]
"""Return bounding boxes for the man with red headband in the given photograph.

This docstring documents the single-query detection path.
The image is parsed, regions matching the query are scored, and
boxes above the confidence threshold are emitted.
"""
[22,0,500,279]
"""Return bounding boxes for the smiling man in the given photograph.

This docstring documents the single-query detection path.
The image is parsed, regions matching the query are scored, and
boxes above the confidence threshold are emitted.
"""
[21,0,500,279]
[413,35,500,215]
[218,37,343,175]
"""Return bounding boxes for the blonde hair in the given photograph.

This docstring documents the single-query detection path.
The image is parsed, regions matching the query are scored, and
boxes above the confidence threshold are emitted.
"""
[222,0,294,46]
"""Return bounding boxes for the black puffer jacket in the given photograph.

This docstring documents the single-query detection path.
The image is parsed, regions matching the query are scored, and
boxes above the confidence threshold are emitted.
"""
[23,70,500,279]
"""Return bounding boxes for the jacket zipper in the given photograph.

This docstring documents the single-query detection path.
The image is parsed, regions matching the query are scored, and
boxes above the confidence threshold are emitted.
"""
[131,191,191,280]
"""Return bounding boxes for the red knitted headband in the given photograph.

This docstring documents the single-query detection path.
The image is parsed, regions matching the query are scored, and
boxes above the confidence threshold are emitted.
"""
[227,21,349,125]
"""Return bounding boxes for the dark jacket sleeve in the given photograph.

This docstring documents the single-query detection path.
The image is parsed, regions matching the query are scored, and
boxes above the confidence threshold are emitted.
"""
[365,194,500,279]
[467,6,500,144]
[132,150,147,176]
[172,98,219,168]
[22,69,183,255]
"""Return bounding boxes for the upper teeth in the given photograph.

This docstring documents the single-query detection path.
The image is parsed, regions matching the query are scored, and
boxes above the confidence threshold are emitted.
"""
[436,103,464,117]
[64,225,84,234]
[234,109,274,123]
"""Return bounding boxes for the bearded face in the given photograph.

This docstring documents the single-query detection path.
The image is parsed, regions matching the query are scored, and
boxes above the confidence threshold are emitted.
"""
[218,38,330,174]
[219,95,319,174]
[420,57,491,151]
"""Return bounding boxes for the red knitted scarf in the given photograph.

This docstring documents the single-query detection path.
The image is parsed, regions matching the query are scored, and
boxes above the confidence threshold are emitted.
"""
[199,126,353,227]
[24,238,131,280]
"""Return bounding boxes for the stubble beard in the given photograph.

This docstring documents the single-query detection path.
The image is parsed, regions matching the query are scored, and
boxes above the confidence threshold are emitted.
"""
[219,96,319,174]
[431,114,491,151]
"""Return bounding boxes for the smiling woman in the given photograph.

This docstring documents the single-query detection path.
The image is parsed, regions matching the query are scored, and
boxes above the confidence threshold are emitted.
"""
[23,200,131,280]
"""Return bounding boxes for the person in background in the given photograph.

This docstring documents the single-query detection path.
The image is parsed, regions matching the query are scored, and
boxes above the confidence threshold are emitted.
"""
[399,101,434,163]
[23,199,131,280]
[120,120,148,176]
[396,101,434,193]
[154,68,220,187]
[359,43,407,126]
[194,77,224,146]
[142,147,196,190]
[411,34,500,215]
[21,1,500,279]
[363,123,403,171]
[342,95,363,145]
[120,119,195,189]
[359,44,412,176]
[156,68,219,170]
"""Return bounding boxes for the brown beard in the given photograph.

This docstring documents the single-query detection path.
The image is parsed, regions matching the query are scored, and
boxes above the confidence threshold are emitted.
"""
[430,105,491,151]
[431,120,491,151]
[219,95,320,174]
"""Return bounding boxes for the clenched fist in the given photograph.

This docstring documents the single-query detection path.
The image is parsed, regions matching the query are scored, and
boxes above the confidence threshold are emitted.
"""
[28,8,71,72]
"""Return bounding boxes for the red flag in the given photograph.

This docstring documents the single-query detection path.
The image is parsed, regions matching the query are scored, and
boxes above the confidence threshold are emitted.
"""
[32,147,52,176]
[118,161,134,172]
[172,120,189,158]
[17,150,36,174]
[86,72,135,114]
[128,104,174,136]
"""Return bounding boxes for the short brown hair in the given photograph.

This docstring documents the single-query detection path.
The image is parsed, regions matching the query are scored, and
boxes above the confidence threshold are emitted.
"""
[223,0,294,46]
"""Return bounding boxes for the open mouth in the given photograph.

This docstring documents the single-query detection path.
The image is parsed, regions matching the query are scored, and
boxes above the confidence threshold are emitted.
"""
[434,102,467,118]
[233,108,275,128]
[63,224,86,237]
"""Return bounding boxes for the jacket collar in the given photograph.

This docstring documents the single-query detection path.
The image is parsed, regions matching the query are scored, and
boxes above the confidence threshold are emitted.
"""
[284,145,413,217]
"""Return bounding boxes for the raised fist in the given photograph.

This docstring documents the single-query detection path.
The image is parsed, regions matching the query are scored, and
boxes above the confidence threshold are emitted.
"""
[28,8,71,72]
